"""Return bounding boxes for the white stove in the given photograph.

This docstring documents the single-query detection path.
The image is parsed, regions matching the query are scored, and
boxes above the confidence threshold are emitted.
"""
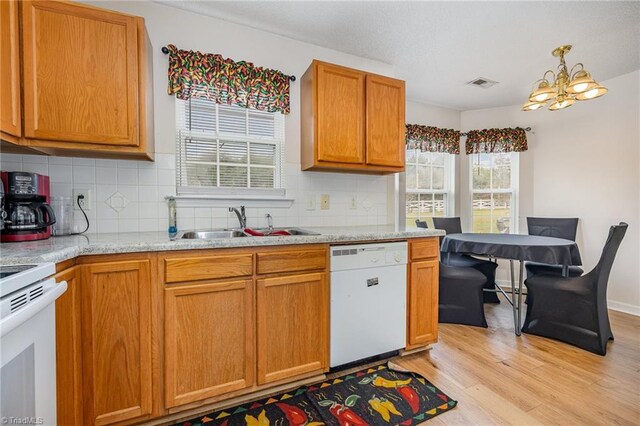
[0,263,67,426]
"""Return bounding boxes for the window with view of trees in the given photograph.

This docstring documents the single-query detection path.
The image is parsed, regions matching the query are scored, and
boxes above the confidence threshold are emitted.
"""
[470,152,518,233]
[175,98,285,195]
[405,149,454,228]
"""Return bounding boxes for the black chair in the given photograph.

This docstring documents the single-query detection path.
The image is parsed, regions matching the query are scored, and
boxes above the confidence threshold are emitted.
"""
[432,217,500,303]
[415,219,428,228]
[525,217,584,278]
[522,223,628,355]
[439,262,488,327]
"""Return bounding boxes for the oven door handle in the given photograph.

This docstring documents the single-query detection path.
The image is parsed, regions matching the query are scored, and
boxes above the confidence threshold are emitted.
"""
[0,280,67,337]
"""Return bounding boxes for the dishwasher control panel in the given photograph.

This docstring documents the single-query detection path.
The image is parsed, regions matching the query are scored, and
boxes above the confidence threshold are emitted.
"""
[330,241,408,271]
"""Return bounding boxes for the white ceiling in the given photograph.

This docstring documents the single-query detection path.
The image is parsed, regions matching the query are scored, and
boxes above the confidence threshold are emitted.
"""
[156,1,640,110]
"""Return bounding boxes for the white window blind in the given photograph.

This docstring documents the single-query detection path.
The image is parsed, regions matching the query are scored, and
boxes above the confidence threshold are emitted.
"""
[175,98,285,196]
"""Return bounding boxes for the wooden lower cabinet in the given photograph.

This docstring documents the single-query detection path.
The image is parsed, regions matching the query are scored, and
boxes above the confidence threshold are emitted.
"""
[164,280,254,408]
[55,266,83,426]
[81,259,153,425]
[407,259,439,348]
[256,273,329,385]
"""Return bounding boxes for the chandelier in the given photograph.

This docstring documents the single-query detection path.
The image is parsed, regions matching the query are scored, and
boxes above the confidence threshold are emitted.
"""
[522,45,608,112]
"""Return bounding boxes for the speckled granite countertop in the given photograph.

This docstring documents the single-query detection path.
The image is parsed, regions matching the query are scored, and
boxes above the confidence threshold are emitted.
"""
[0,226,443,265]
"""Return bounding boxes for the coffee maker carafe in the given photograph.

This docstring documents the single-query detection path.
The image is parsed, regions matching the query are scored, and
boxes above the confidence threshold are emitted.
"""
[1,172,56,242]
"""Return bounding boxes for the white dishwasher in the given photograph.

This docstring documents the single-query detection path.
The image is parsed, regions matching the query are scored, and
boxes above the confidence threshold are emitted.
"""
[330,242,407,368]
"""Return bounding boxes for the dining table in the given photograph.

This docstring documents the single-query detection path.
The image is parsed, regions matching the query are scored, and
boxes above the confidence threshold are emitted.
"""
[440,233,582,335]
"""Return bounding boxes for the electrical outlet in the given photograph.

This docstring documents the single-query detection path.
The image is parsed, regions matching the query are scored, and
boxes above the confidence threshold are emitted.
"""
[320,194,330,210]
[306,194,316,211]
[349,195,358,210]
[73,189,92,210]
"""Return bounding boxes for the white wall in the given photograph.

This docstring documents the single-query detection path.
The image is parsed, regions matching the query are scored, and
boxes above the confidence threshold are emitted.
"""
[0,0,399,233]
[460,70,640,314]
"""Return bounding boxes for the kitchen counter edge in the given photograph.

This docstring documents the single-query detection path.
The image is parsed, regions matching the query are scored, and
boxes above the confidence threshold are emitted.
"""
[0,227,444,265]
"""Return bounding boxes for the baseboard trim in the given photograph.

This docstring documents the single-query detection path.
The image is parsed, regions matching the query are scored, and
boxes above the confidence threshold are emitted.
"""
[608,300,640,316]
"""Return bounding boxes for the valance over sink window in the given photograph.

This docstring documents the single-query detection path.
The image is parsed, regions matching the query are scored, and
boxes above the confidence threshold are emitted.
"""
[166,44,292,114]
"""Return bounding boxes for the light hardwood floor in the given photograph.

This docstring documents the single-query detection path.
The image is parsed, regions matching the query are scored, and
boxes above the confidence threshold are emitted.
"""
[393,299,640,425]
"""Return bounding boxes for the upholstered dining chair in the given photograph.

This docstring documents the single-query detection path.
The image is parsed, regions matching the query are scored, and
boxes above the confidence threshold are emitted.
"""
[525,217,584,278]
[439,262,488,327]
[522,222,628,355]
[415,219,428,228]
[432,217,500,303]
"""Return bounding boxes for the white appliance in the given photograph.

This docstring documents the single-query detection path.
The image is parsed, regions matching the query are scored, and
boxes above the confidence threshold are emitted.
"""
[330,242,407,367]
[0,263,67,426]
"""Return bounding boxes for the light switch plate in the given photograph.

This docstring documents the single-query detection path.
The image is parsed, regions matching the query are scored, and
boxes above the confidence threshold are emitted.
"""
[349,195,358,210]
[306,194,316,211]
[320,194,330,210]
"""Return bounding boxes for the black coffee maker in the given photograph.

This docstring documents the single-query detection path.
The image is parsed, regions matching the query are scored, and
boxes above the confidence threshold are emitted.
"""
[1,171,56,242]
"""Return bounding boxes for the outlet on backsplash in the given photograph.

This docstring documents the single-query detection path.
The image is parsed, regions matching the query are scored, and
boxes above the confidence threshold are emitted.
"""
[72,189,92,210]
[320,194,330,210]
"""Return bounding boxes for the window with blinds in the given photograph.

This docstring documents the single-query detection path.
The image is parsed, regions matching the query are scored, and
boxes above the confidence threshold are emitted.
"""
[175,97,285,196]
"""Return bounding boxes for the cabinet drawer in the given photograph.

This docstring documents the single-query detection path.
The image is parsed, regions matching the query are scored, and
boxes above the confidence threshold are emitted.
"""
[410,238,440,261]
[165,253,253,283]
[257,249,327,275]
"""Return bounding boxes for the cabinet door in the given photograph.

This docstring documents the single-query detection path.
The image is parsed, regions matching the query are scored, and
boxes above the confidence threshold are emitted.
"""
[407,260,439,348]
[55,267,83,426]
[164,280,254,408]
[21,0,140,146]
[365,74,405,168]
[256,273,329,385]
[316,63,366,165]
[1,0,21,139]
[81,260,152,425]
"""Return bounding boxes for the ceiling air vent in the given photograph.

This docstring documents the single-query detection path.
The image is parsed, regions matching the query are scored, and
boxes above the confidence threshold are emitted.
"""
[467,77,499,89]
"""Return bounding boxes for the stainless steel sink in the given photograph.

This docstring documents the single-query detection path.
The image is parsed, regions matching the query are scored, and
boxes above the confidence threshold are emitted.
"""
[179,227,320,240]
[236,227,321,236]
[180,230,247,239]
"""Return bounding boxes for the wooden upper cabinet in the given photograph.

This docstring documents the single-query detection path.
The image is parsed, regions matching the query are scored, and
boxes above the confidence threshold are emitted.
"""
[1,0,21,140]
[22,0,139,145]
[0,0,154,159]
[315,62,366,165]
[366,74,406,168]
[301,59,405,174]
[81,259,153,425]
[164,280,254,408]
[256,273,329,385]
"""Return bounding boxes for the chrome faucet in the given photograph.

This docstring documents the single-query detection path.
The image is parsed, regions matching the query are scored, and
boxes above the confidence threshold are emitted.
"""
[229,206,247,229]
[265,213,273,233]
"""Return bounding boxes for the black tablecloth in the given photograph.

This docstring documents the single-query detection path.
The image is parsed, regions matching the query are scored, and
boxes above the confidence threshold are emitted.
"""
[441,233,582,266]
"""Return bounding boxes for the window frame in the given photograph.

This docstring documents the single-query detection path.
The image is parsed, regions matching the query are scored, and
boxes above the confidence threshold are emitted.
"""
[468,151,519,234]
[405,148,456,228]
[175,98,286,197]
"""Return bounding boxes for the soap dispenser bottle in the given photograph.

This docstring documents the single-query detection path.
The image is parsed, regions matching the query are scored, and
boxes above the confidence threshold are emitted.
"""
[167,196,177,240]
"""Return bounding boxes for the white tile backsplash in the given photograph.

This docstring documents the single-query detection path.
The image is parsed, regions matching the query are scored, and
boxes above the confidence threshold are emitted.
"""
[0,153,391,233]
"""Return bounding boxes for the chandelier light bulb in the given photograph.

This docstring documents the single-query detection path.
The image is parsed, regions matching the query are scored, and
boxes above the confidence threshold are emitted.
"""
[535,93,550,102]
[585,89,598,99]
[572,82,589,93]
[522,100,547,111]
[548,96,576,111]
[575,84,608,101]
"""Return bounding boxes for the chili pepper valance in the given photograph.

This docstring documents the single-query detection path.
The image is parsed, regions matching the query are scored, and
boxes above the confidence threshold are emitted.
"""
[405,124,461,155]
[166,44,292,114]
[465,127,528,154]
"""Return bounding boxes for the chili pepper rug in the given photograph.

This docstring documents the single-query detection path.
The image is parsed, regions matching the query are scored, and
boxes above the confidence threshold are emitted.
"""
[174,362,457,426]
